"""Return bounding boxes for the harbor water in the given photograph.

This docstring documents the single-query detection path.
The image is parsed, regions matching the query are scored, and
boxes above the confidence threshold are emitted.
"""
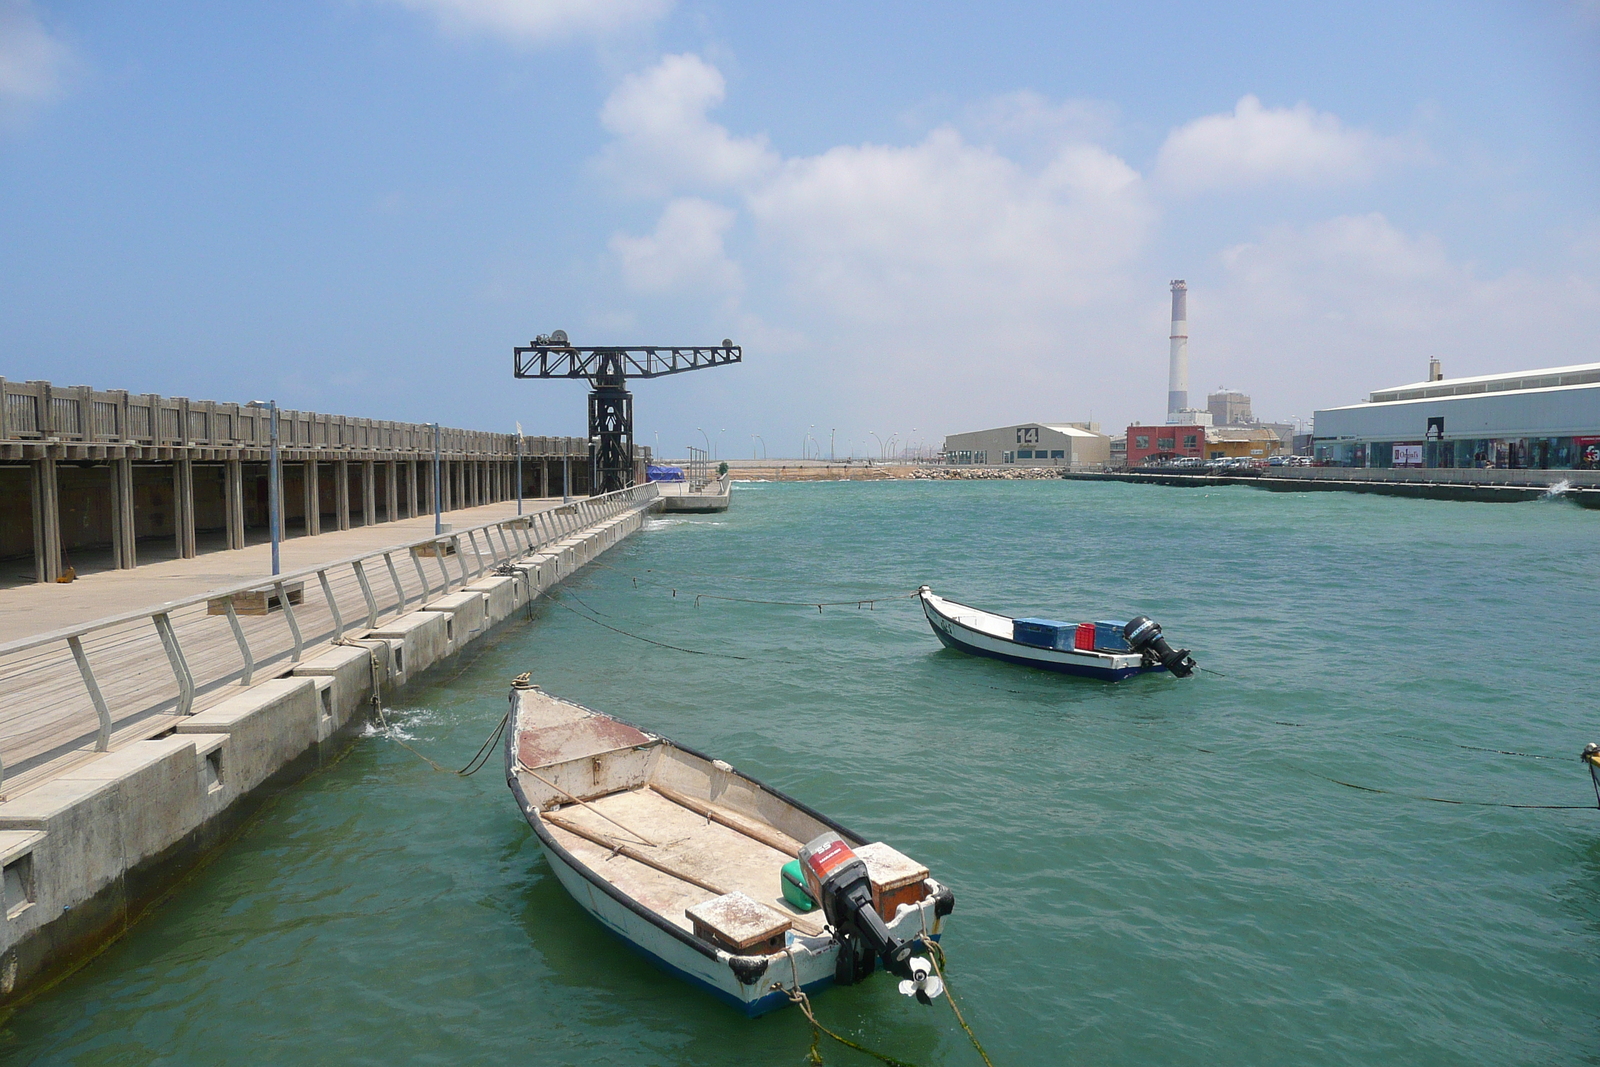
[3,480,1597,1065]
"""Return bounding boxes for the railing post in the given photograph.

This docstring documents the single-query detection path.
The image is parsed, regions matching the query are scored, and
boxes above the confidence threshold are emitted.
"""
[451,535,469,583]
[318,569,344,639]
[67,635,114,751]
[353,560,379,629]
[411,548,434,600]
[152,613,195,717]
[223,597,254,685]
[384,551,408,613]
[275,581,303,661]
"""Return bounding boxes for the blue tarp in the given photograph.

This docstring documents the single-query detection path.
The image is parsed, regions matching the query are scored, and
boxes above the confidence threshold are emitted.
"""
[646,465,686,482]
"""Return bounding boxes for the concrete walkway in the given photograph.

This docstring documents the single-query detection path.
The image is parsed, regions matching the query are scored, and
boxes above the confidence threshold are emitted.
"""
[0,499,566,645]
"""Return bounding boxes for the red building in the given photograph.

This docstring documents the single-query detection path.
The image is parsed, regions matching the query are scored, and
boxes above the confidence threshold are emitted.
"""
[1126,424,1206,466]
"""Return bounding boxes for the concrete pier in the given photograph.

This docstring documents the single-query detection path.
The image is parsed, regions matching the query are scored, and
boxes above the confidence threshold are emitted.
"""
[1062,467,1600,506]
[0,481,663,1001]
[0,377,648,586]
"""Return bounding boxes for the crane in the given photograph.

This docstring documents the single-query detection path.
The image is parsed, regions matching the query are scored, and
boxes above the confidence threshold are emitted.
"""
[513,331,742,494]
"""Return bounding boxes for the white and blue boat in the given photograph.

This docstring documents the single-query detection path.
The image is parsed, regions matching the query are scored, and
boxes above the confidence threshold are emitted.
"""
[918,586,1196,681]
[504,679,954,1016]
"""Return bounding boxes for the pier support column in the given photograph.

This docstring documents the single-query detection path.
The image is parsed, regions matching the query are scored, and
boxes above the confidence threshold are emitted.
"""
[385,461,398,522]
[111,457,137,569]
[303,461,321,537]
[443,460,453,513]
[362,460,376,526]
[407,459,418,519]
[31,457,62,582]
[174,457,196,560]
[539,459,548,499]
[335,460,350,531]
[224,457,245,550]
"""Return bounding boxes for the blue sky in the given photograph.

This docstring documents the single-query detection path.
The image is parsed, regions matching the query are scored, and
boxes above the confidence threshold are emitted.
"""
[1,1,1596,458]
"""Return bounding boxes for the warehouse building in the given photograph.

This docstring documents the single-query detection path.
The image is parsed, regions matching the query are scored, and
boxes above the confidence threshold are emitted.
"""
[941,422,1111,467]
[1312,361,1600,469]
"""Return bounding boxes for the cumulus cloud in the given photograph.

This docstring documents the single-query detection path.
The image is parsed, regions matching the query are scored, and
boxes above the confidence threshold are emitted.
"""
[610,197,741,293]
[1208,213,1600,413]
[385,0,670,43]
[1154,95,1408,195]
[597,55,1160,428]
[598,53,778,196]
[0,0,69,110]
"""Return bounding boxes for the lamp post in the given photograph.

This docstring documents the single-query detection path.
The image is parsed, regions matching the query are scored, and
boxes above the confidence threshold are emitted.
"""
[697,427,711,456]
[248,401,281,576]
[432,423,443,535]
[869,432,884,461]
[830,428,835,463]
[515,422,523,516]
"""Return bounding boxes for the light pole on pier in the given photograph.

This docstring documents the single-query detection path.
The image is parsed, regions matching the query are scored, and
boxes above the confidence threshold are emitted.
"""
[515,422,523,516]
[432,423,443,536]
[830,428,835,463]
[869,432,884,461]
[248,401,281,575]
[752,434,765,459]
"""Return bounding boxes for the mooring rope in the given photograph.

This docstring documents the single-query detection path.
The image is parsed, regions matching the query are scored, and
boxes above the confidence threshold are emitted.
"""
[1300,767,1596,810]
[777,954,927,1067]
[918,936,997,1067]
[545,593,750,660]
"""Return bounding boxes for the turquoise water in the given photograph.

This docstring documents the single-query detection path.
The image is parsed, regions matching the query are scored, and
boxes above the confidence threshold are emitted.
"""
[3,481,1599,1066]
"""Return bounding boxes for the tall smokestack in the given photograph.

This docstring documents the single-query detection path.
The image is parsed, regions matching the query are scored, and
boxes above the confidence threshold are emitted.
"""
[1167,280,1188,417]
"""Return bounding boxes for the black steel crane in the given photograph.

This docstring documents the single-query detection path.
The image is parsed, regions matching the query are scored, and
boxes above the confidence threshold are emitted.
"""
[513,331,742,494]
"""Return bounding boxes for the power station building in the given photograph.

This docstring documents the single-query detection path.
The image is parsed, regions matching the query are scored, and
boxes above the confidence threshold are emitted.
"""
[1312,361,1600,469]
[941,423,1111,468]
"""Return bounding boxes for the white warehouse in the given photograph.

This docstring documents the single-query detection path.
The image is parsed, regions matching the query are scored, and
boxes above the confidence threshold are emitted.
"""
[941,422,1111,468]
[1313,361,1600,469]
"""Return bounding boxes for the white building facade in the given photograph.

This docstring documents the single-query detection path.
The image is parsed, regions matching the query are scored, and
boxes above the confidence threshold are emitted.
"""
[1313,362,1600,469]
[941,423,1111,468]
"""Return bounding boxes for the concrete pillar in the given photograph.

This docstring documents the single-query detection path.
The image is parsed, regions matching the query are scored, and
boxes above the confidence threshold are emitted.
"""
[540,459,548,499]
[386,461,398,522]
[32,457,62,582]
[362,460,376,526]
[407,459,418,519]
[174,456,197,559]
[303,461,321,537]
[443,460,454,513]
[111,457,136,569]
[335,460,350,531]
[224,457,245,550]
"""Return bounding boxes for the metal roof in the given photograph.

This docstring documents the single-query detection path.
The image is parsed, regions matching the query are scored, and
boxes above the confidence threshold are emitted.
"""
[1368,362,1600,403]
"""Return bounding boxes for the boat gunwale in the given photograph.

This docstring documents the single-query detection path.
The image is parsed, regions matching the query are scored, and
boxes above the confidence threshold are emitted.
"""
[502,691,865,971]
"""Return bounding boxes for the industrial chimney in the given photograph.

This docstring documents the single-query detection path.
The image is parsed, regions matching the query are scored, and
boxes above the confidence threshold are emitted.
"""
[1428,358,1443,382]
[1167,280,1188,418]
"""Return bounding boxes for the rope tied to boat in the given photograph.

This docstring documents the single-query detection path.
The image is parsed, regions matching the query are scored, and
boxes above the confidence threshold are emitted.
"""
[916,935,997,1067]
[775,954,924,1067]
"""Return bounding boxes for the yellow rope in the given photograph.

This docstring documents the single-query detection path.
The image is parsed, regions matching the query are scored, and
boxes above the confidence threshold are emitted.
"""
[919,936,997,1067]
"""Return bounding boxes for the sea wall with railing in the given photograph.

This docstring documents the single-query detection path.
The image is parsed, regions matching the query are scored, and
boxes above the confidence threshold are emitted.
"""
[0,482,661,1001]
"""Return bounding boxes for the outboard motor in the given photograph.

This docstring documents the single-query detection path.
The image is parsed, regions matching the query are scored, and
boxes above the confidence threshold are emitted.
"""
[798,833,942,1002]
[1123,616,1197,678]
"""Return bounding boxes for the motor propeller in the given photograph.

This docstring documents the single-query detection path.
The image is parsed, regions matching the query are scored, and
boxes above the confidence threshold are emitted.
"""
[897,956,946,1003]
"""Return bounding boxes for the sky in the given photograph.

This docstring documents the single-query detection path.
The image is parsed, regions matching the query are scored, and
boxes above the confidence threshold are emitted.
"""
[1,1,1596,459]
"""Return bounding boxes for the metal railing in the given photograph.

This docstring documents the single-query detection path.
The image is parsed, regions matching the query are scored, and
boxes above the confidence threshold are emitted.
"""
[0,482,661,792]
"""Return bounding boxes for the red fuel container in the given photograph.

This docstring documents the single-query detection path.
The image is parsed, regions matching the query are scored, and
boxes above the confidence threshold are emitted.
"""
[1073,622,1096,651]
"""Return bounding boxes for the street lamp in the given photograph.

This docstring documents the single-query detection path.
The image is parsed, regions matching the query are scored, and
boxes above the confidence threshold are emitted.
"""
[247,401,280,575]
[751,433,765,459]
[869,432,884,460]
[432,423,443,535]
[515,422,523,516]
[830,428,835,463]
[697,426,711,456]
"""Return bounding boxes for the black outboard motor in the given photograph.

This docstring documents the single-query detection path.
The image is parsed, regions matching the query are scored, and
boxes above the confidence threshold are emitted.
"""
[798,833,942,1001]
[1123,615,1197,678]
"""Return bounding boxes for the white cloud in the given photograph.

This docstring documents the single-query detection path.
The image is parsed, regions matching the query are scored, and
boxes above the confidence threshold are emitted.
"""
[1154,95,1408,195]
[610,197,741,293]
[0,0,69,110]
[1208,213,1600,414]
[598,53,777,196]
[385,0,670,43]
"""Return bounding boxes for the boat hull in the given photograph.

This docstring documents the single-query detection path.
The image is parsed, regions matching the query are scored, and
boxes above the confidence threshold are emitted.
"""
[920,590,1157,682]
[505,687,951,1017]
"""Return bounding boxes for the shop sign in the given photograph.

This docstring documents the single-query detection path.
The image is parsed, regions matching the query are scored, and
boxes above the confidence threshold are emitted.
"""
[1578,436,1600,467]
[1393,443,1424,467]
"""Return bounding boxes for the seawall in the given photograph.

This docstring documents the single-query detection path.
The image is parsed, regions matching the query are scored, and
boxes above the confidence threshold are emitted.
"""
[1062,468,1600,507]
[0,486,660,1004]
